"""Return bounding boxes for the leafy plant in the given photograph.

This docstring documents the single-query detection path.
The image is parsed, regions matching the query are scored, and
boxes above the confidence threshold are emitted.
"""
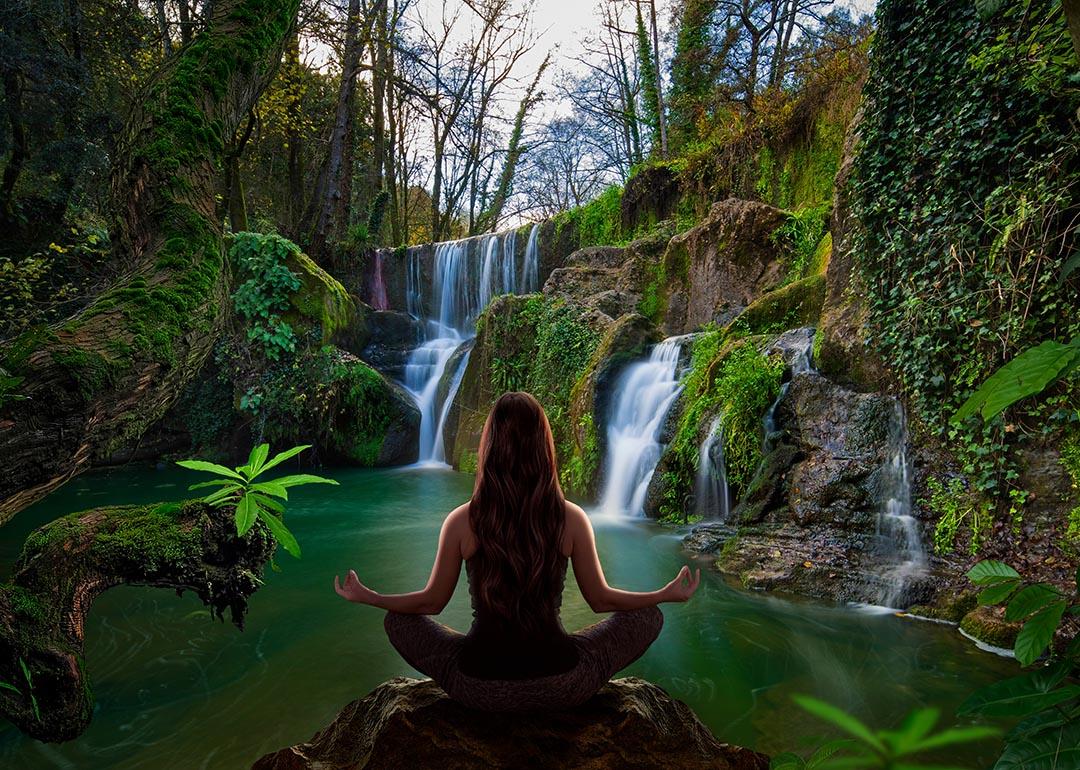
[230,232,303,361]
[923,476,991,555]
[177,444,338,559]
[0,658,40,722]
[773,695,998,769]
[959,560,1080,768]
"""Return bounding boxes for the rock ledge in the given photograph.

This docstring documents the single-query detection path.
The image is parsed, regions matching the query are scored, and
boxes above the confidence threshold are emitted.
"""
[253,676,769,770]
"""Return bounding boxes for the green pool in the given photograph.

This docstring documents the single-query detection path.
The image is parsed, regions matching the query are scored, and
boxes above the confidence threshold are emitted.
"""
[0,465,1016,767]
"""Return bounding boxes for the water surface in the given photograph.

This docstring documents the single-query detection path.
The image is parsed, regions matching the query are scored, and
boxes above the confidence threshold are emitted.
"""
[0,465,1016,768]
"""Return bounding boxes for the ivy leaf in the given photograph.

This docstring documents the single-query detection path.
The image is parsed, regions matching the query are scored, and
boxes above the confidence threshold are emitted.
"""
[974,0,1008,19]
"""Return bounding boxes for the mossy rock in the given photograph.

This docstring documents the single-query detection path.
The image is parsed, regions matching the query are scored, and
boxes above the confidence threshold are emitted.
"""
[324,354,419,467]
[907,590,978,623]
[284,249,356,343]
[959,605,1021,649]
[728,274,826,335]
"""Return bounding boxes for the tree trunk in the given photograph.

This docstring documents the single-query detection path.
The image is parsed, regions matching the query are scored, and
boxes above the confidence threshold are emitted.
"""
[0,0,300,522]
[0,71,27,222]
[1064,0,1080,60]
[648,0,668,158]
[302,0,365,261]
[0,500,277,741]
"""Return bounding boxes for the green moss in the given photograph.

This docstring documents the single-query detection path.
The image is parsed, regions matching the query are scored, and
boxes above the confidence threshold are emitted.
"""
[91,502,205,572]
[5,586,49,624]
[330,357,393,465]
[729,274,826,335]
[50,347,124,403]
[459,450,478,474]
[959,606,1020,649]
[663,334,785,518]
[286,249,353,340]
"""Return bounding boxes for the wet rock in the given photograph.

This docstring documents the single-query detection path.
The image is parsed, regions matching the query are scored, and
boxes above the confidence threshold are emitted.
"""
[662,199,789,334]
[959,606,1021,650]
[358,310,424,381]
[252,677,769,770]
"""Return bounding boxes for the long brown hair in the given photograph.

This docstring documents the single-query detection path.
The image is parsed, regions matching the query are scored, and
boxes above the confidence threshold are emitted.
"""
[468,392,567,634]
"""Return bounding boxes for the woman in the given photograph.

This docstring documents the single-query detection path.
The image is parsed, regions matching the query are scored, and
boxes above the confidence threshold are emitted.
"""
[334,391,700,711]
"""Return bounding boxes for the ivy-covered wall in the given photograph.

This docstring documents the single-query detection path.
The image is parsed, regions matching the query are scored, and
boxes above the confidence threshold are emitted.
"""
[851,0,1079,532]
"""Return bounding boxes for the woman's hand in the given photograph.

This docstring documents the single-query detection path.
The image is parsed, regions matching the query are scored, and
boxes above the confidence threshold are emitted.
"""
[662,565,701,602]
[334,569,377,605]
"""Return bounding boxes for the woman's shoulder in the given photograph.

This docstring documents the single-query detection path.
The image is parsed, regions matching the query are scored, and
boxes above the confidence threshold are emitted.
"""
[562,500,590,530]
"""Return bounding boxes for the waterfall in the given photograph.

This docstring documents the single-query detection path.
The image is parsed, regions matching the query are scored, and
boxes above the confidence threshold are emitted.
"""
[695,416,730,520]
[403,228,530,463]
[370,251,390,310]
[431,346,473,464]
[523,223,540,293]
[875,399,926,607]
[598,337,686,517]
[763,328,816,452]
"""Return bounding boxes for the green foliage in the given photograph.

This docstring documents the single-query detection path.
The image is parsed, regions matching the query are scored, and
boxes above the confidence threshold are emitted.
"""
[0,658,40,723]
[774,695,998,769]
[954,336,1080,423]
[965,560,1077,665]
[1063,433,1080,546]
[960,560,1080,768]
[771,205,830,282]
[922,476,991,555]
[230,232,303,361]
[663,332,784,518]
[668,0,718,150]
[554,185,624,249]
[177,444,338,559]
[851,0,1080,499]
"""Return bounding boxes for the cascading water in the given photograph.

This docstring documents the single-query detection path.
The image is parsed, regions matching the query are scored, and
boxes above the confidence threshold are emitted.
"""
[763,328,816,452]
[404,228,531,462]
[598,337,687,518]
[522,223,540,293]
[875,399,926,607]
[695,416,730,520]
[369,251,390,310]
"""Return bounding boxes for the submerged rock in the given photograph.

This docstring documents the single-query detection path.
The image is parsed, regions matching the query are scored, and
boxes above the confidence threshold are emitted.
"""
[252,677,769,770]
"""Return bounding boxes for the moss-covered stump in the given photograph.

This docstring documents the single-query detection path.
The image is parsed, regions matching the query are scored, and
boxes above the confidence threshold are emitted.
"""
[253,677,769,770]
[0,500,275,742]
[0,0,301,522]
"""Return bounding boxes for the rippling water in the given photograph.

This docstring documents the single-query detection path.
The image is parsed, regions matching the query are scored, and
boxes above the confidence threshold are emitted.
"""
[0,465,1016,768]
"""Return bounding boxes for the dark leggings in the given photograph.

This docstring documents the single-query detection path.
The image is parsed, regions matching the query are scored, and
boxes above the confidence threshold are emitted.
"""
[384,606,663,712]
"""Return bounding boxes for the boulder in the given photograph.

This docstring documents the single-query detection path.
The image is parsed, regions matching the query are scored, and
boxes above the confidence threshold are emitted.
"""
[252,677,769,770]
[358,310,424,380]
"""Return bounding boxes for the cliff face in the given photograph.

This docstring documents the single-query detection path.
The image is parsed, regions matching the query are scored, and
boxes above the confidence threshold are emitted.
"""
[252,677,770,770]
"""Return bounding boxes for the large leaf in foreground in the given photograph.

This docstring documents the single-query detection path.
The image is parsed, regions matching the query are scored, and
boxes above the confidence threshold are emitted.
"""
[959,664,1077,718]
[994,720,1080,770]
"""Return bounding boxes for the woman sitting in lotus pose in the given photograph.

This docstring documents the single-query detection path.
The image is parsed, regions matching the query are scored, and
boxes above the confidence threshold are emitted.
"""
[334,391,700,711]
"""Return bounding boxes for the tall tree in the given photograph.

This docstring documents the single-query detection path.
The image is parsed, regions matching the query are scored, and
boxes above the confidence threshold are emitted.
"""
[0,0,301,520]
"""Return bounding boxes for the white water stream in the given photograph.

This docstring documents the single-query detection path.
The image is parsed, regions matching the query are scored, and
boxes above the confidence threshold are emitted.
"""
[695,415,731,520]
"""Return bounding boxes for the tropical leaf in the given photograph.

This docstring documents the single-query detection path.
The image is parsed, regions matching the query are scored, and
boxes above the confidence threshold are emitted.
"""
[247,443,270,476]
[273,473,339,488]
[968,561,1021,585]
[1014,602,1067,666]
[251,481,288,500]
[953,339,1080,423]
[769,752,804,770]
[993,719,1080,769]
[979,579,1020,605]
[806,740,857,769]
[235,494,258,537]
[792,696,885,753]
[187,479,237,491]
[1006,708,1075,742]
[0,681,19,694]
[202,486,239,506]
[250,492,285,514]
[1005,584,1063,622]
[880,708,939,754]
[907,725,999,753]
[175,459,244,480]
[258,508,301,558]
[959,663,1078,717]
[260,444,311,475]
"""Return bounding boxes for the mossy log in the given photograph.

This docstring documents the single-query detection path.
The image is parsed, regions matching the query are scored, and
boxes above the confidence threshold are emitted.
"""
[0,500,275,742]
[0,0,301,522]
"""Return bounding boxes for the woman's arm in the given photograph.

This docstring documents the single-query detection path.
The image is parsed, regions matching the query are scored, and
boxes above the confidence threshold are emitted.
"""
[334,504,469,614]
[567,502,700,612]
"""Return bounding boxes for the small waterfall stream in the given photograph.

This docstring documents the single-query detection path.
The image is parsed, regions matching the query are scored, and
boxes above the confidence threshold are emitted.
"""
[695,416,730,520]
[875,399,927,607]
[598,337,686,518]
[404,227,536,463]
[523,223,540,293]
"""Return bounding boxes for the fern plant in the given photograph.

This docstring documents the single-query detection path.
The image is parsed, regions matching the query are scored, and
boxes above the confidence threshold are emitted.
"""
[772,696,999,769]
[177,444,337,559]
